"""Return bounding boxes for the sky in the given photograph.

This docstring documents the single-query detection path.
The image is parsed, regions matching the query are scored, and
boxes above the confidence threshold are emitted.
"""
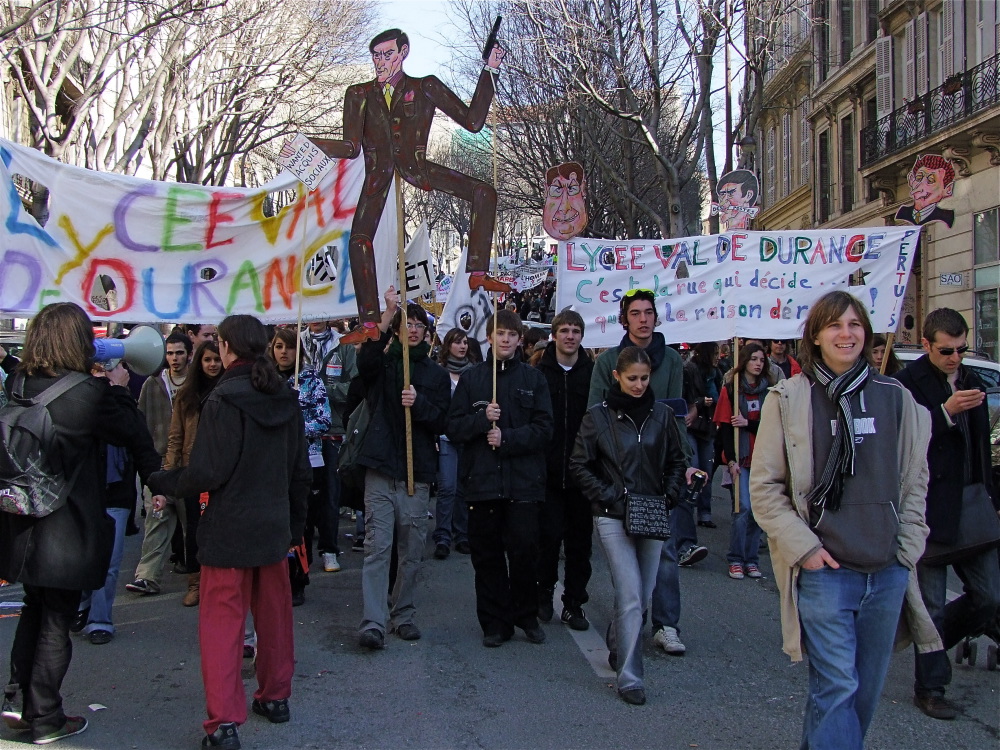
[376,1,455,79]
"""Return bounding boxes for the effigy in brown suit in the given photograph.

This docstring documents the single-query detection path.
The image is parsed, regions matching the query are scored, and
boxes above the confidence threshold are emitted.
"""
[315,28,510,343]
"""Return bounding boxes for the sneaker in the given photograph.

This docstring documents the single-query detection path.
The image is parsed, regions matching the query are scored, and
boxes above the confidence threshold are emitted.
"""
[678,545,708,567]
[482,631,511,648]
[124,578,160,595]
[537,588,554,623]
[69,607,89,634]
[202,722,240,749]
[351,537,364,552]
[88,629,113,645]
[359,628,384,650]
[697,518,717,528]
[2,691,28,731]
[322,553,340,572]
[913,694,958,720]
[521,624,546,644]
[32,716,88,745]
[433,543,450,560]
[455,541,471,555]
[745,563,762,578]
[652,626,686,655]
[560,605,590,631]
[291,589,305,607]
[728,563,745,579]
[251,698,290,724]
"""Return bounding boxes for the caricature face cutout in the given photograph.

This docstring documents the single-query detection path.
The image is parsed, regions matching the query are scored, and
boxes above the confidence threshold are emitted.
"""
[372,39,407,83]
[907,163,954,211]
[715,170,759,231]
[543,163,588,240]
[894,154,957,227]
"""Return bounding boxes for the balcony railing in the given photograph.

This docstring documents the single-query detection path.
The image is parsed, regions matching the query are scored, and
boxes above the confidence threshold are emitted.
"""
[861,52,1000,166]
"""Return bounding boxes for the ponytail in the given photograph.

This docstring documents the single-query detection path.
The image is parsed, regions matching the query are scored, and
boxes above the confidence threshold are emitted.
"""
[251,353,284,394]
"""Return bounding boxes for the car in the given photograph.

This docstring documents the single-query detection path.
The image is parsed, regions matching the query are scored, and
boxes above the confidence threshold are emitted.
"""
[894,345,1000,389]
[0,332,25,360]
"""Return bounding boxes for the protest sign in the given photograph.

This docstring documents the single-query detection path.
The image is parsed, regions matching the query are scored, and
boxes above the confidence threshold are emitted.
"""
[0,138,398,323]
[436,274,453,304]
[400,221,435,297]
[554,228,920,348]
[439,245,492,354]
[277,134,336,191]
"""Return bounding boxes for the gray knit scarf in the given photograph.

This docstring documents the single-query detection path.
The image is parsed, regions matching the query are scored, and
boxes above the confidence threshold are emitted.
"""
[805,356,871,512]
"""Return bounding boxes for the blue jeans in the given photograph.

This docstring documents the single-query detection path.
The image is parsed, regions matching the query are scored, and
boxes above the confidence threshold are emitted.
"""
[727,468,761,566]
[686,432,715,522]
[914,547,1000,696]
[650,518,680,632]
[81,507,129,636]
[433,439,468,546]
[596,517,662,691]
[797,562,910,750]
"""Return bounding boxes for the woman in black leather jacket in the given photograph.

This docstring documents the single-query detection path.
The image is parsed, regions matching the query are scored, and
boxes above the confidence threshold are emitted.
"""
[570,346,687,706]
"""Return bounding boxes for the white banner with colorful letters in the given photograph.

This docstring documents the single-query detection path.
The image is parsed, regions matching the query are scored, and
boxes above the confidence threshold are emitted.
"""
[0,138,400,323]
[554,228,919,348]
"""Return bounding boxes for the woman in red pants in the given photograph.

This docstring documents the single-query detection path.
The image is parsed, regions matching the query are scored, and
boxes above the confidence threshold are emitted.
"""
[150,315,311,750]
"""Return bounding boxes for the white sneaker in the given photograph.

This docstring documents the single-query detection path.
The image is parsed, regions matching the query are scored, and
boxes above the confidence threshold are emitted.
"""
[653,626,686,655]
[322,552,340,572]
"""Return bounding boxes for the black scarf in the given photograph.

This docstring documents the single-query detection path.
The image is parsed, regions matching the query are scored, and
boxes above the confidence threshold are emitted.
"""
[606,383,655,424]
[387,338,430,385]
[445,355,473,374]
[616,331,666,371]
[805,357,871,512]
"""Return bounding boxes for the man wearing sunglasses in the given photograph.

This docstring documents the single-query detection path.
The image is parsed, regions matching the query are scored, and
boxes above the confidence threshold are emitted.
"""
[895,308,1000,720]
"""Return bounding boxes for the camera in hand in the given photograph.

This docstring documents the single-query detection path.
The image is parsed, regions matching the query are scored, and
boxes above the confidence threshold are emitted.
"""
[684,471,708,505]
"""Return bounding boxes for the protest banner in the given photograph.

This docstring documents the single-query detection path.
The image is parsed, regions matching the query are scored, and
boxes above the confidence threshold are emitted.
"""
[554,227,920,348]
[0,138,398,323]
[439,244,493,354]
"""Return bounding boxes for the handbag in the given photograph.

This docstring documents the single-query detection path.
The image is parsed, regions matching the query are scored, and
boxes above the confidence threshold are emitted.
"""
[623,490,671,540]
[607,409,671,540]
[921,482,1000,566]
[338,388,378,497]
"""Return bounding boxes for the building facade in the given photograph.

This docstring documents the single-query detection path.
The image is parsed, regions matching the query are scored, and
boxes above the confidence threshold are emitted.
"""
[751,0,999,359]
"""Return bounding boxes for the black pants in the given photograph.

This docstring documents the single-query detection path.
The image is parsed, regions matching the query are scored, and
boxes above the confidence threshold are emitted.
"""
[182,495,201,572]
[468,499,540,636]
[7,585,81,738]
[537,487,593,606]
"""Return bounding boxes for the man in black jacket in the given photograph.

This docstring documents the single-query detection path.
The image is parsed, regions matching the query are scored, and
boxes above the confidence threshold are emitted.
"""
[896,308,1000,720]
[536,309,594,630]
[448,310,554,647]
[355,295,451,650]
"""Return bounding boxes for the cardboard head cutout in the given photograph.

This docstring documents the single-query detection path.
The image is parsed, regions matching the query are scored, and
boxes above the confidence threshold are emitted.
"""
[894,154,956,228]
[712,169,760,231]
[542,162,588,240]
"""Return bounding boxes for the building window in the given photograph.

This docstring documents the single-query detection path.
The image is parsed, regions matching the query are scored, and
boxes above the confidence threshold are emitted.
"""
[818,130,832,223]
[974,208,999,361]
[840,0,854,64]
[765,126,776,206]
[866,0,879,43]
[782,112,792,198]
[800,100,811,186]
[840,115,855,212]
[817,0,830,82]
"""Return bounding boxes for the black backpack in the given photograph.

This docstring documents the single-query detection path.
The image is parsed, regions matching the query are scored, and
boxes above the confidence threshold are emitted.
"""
[0,371,88,517]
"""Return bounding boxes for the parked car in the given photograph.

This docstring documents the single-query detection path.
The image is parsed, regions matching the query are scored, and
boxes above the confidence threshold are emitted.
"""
[894,345,1000,389]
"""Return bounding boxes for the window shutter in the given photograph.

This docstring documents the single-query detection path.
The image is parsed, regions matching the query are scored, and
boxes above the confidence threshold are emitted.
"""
[782,112,792,197]
[902,20,915,102]
[940,0,954,78]
[800,101,811,186]
[916,12,929,95]
[875,35,893,119]
[954,0,966,74]
[766,127,776,206]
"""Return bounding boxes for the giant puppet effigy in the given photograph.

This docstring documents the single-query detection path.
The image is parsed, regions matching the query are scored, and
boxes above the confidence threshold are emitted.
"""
[314,27,511,344]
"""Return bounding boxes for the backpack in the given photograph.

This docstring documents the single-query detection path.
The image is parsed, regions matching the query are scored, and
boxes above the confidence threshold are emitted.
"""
[0,371,88,517]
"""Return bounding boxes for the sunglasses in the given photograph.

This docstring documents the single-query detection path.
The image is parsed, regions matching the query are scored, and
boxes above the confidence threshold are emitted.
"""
[623,288,654,298]
[935,345,969,356]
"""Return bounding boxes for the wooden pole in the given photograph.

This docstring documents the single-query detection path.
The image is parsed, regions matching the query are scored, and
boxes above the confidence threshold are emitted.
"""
[732,337,740,515]
[490,111,499,443]
[396,177,414,495]
[879,332,895,375]
[293,187,307,389]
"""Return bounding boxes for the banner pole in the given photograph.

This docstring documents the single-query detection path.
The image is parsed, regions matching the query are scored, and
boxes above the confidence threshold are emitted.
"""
[732,337,740,515]
[293,189,307,389]
[490,110,499,446]
[880,332,895,375]
[395,177,415,495]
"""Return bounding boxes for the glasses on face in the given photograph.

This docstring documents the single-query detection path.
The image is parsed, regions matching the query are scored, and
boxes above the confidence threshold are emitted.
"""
[405,322,426,331]
[935,345,969,357]
[623,288,654,298]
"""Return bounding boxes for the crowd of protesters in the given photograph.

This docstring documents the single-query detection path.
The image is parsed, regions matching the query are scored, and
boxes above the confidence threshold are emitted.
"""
[0,288,997,749]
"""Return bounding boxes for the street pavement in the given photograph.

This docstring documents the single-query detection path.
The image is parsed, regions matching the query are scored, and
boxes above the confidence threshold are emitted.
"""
[1,487,998,750]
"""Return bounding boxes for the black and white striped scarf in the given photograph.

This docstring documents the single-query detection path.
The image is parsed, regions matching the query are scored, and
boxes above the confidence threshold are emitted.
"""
[806,357,871,512]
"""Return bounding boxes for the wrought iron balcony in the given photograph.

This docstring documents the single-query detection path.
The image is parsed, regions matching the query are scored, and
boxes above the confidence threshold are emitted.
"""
[861,52,1000,166]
